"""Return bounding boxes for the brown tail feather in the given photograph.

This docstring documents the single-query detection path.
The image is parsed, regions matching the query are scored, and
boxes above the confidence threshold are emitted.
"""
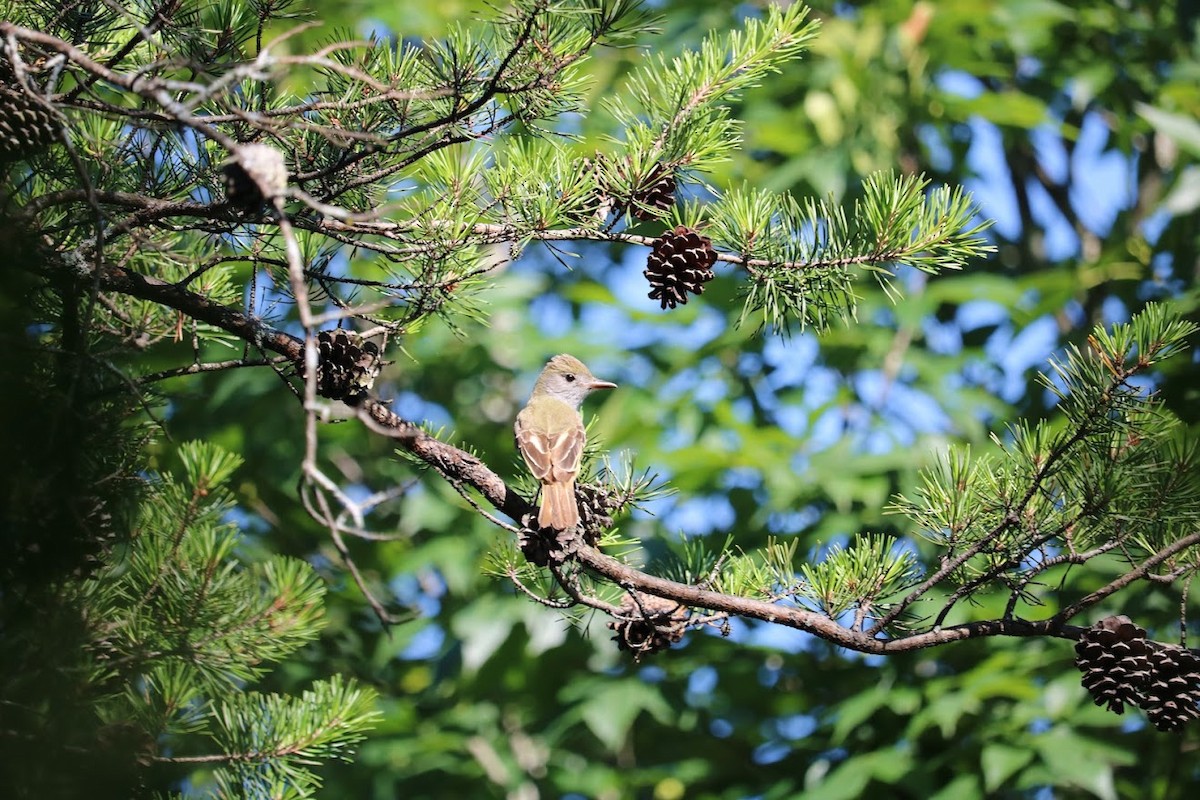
[539,480,579,530]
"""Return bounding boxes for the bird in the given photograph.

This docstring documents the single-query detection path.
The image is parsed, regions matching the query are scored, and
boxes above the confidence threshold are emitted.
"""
[514,354,616,530]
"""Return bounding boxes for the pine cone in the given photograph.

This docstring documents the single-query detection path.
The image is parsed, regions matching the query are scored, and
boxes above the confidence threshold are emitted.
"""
[575,482,620,540]
[518,483,618,564]
[0,83,58,161]
[628,161,676,220]
[1074,615,1151,715]
[223,142,288,211]
[296,329,381,406]
[608,593,689,661]
[1142,646,1200,732]
[644,225,717,309]
[517,524,579,567]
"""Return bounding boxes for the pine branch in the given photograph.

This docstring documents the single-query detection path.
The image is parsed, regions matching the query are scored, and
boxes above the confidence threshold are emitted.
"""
[48,225,1199,653]
[152,676,380,798]
[15,4,1199,674]
[7,3,993,344]
[873,305,1200,633]
[607,2,819,168]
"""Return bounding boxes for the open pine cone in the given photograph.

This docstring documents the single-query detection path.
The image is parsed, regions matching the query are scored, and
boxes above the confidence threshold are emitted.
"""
[296,329,381,406]
[1142,647,1200,732]
[0,83,58,161]
[627,161,677,221]
[574,482,620,539]
[1073,614,1200,732]
[1074,615,1151,715]
[644,225,717,309]
[609,593,690,661]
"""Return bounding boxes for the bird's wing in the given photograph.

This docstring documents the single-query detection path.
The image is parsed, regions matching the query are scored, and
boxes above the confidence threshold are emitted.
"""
[515,414,585,484]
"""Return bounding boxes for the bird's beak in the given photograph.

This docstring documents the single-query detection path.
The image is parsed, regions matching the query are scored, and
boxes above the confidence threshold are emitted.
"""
[589,379,617,391]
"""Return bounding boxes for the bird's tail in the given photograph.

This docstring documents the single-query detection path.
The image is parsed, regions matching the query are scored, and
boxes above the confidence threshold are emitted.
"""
[539,481,580,530]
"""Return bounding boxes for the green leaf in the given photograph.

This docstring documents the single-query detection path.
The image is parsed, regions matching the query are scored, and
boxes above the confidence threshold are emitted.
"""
[570,680,675,752]
[981,743,1035,792]
[928,774,982,800]
[1031,728,1137,800]
[451,597,518,672]
[830,684,890,744]
[1135,102,1200,159]
[801,748,915,800]
[1162,165,1200,215]
[944,91,1048,128]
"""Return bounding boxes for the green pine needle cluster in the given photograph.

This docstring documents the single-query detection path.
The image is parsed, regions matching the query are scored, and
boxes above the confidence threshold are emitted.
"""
[210,676,379,800]
[722,171,994,331]
[76,441,378,798]
[699,534,918,623]
[890,304,1200,612]
[798,535,921,620]
[604,2,819,170]
[591,306,1198,637]
[4,0,994,353]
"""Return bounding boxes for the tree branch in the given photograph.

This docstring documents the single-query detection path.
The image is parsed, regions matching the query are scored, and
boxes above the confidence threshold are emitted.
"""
[49,245,1128,653]
[1053,530,1200,625]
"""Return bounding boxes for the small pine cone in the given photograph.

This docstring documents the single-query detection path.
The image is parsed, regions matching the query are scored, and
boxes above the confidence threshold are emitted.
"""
[628,161,676,220]
[518,524,580,567]
[296,329,381,406]
[608,593,689,662]
[644,225,717,310]
[1142,646,1200,732]
[0,83,58,161]
[574,483,619,541]
[223,142,288,211]
[1074,615,1151,715]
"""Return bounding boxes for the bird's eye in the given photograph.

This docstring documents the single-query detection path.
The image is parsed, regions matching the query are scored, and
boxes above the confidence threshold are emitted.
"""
[565,374,576,382]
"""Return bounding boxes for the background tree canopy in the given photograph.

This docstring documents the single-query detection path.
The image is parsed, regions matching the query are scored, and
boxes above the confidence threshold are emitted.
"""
[2,0,1200,798]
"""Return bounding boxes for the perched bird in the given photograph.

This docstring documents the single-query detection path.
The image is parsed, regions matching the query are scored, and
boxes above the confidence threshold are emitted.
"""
[515,354,616,530]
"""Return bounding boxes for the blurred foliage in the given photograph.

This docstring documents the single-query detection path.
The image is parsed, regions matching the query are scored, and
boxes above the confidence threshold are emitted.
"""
[159,0,1200,796]
[7,0,1200,797]
[157,0,1200,797]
